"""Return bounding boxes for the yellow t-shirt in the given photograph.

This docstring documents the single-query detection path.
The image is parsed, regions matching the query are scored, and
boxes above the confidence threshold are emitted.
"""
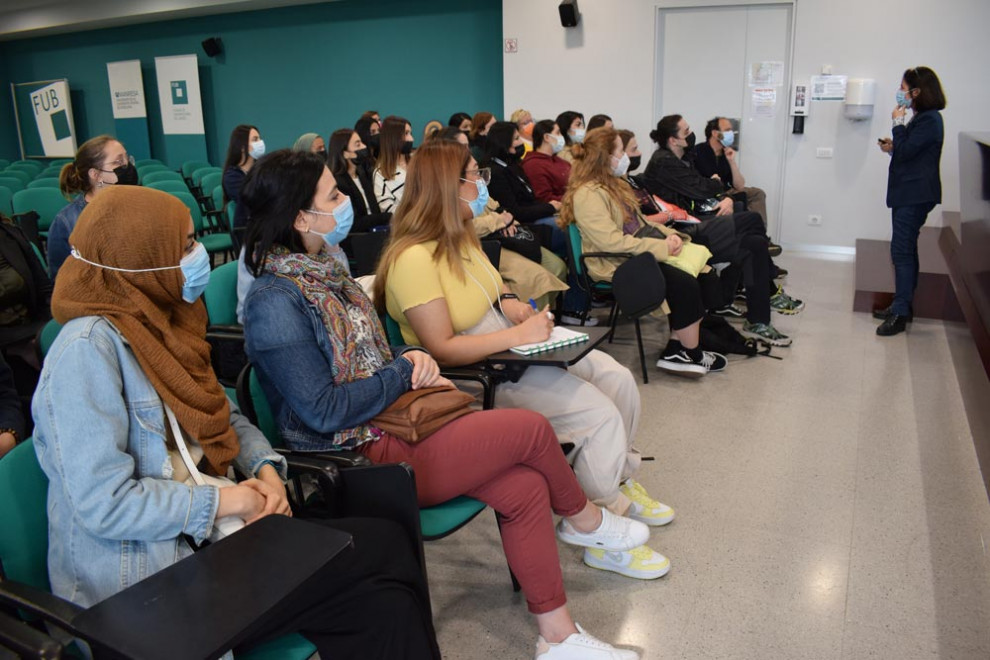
[385,241,503,346]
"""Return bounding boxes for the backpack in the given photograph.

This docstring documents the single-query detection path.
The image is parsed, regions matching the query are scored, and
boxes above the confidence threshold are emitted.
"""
[699,314,774,358]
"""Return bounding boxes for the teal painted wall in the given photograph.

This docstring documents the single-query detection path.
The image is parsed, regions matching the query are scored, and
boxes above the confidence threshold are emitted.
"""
[0,0,503,167]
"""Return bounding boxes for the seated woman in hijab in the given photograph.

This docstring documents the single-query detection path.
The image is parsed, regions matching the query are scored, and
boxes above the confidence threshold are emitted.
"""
[32,186,440,660]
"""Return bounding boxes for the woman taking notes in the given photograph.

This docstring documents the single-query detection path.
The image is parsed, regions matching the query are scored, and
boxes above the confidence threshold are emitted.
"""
[875,66,946,336]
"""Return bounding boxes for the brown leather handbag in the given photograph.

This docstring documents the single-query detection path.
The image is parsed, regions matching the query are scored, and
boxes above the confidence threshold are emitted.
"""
[371,386,476,443]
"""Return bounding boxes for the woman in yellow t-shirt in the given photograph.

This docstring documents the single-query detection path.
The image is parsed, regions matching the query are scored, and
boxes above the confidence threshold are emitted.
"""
[374,140,675,583]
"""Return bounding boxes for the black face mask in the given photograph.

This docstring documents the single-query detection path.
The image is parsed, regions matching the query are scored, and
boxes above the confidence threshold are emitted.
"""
[400,141,414,156]
[350,147,369,163]
[367,134,380,149]
[506,148,522,164]
[111,163,138,186]
[628,155,641,172]
[684,132,696,150]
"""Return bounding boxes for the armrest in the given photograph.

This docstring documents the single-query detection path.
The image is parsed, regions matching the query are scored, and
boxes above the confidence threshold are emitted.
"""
[579,251,635,287]
[0,608,66,658]
[0,580,84,636]
[205,325,244,336]
[276,448,372,468]
[440,367,497,410]
[278,452,343,515]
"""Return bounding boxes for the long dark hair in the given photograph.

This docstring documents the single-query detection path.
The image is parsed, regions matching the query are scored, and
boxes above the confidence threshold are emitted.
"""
[555,110,584,145]
[903,66,946,112]
[241,149,324,276]
[354,117,378,159]
[327,128,355,179]
[222,124,257,172]
[482,121,517,166]
[375,115,411,181]
[448,112,471,128]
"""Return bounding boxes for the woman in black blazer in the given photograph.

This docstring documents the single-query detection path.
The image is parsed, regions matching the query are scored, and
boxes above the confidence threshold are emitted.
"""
[327,128,391,232]
[876,66,946,336]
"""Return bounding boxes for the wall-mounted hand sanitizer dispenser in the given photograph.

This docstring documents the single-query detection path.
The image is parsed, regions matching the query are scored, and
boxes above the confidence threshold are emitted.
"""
[845,78,876,120]
[790,81,809,134]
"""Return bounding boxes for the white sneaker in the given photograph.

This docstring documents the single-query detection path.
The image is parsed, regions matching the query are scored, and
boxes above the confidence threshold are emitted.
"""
[535,623,640,659]
[557,508,649,552]
[584,545,671,580]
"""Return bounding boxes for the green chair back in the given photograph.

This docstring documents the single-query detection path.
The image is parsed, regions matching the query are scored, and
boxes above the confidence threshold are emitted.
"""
[48,159,72,167]
[181,160,212,179]
[0,159,9,169]
[204,261,240,326]
[39,319,63,358]
[201,173,223,205]
[0,439,52,592]
[12,188,69,232]
[566,224,585,278]
[170,191,204,229]
[30,242,48,274]
[0,185,12,215]
[141,170,185,185]
[135,159,163,168]
[146,180,191,194]
[191,166,221,187]
[9,161,42,176]
[27,177,60,189]
[0,176,26,193]
[1,170,31,186]
[39,166,64,179]
[384,314,404,344]
[136,164,169,183]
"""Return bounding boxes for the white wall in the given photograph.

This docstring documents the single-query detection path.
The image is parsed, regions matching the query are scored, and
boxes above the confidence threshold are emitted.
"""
[503,0,990,248]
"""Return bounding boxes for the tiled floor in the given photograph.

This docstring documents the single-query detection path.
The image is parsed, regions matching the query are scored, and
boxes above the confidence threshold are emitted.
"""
[427,252,990,659]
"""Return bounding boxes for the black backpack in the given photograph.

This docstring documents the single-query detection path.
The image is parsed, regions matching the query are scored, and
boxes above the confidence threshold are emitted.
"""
[699,314,774,358]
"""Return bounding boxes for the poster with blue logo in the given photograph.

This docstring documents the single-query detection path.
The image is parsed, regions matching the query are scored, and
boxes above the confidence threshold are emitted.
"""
[107,60,151,161]
[153,54,208,168]
[10,79,78,158]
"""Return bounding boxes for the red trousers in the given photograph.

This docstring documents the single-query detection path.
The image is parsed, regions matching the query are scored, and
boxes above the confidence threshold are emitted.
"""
[360,409,586,614]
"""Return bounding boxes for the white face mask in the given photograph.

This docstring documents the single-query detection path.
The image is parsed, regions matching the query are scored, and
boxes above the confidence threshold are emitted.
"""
[550,133,565,154]
[249,139,266,160]
[611,152,630,177]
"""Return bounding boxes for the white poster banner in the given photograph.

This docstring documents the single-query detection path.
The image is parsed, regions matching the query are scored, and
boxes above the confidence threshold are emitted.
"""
[107,60,147,119]
[154,54,205,135]
[29,80,77,156]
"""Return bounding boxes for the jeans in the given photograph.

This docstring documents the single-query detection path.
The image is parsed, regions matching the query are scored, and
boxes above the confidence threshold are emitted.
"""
[531,216,588,312]
[890,203,935,316]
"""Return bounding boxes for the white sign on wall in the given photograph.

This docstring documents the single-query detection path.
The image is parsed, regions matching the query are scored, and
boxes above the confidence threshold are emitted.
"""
[154,54,205,135]
[107,60,147,119]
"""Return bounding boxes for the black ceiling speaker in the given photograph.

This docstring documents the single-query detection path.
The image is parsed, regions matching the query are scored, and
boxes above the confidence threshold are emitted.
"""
[201,37,223,58]
[558,0,580,28]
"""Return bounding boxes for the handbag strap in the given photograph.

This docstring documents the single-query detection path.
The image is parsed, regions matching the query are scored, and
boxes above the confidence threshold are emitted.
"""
[164,403,208,487]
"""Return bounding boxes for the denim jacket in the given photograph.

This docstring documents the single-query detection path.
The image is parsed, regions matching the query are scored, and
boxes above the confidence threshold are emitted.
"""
[31,316,287,611]
[243,273,417,451]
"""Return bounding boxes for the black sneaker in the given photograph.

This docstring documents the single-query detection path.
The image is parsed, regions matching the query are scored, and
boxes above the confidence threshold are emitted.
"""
[701,350,728,373]
[712,303,746,320]
[876,315,909,336]
[656,349,727,377]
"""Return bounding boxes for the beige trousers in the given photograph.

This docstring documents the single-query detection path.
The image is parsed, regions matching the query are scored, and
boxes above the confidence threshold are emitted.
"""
[730,186,768,228]
[492,349,642,512]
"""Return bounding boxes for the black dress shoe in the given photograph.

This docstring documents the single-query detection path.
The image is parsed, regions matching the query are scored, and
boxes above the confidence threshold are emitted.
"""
[876,315,909,336]
[873,306,913,322]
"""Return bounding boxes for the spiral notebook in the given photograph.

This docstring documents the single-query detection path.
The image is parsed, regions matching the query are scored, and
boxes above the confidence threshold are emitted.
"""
[510,326,590,356]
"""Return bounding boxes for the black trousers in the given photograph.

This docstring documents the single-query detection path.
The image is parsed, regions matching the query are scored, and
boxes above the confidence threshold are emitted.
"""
[235,517,441,660]
[657,262,707,331]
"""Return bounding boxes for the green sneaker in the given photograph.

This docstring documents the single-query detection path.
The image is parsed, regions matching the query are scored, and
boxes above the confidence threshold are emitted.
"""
[742,321,792,347]
[770,286,805,315]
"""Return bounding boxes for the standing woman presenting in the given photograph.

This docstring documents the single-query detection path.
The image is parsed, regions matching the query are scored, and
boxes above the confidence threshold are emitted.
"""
[875,66,946,336]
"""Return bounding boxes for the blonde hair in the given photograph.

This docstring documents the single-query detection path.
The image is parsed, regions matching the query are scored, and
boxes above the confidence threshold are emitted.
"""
[373,140,479,310]
[59,135,117,199]
[559,127,640,228]
[510,108,531,125]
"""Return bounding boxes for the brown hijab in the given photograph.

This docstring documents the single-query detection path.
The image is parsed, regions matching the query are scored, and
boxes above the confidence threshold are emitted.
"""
[52,186,239,475]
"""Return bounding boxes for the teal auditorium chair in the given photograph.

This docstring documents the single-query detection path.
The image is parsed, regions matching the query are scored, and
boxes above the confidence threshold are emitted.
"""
[203,261,247,387]
[136,164,169,183]
[146,180,191,195]
[170,191,234,266]
[0,186,12,215]
[0,439,335,660]
[12,188,69,238]
[0,176,25,194]
[1,169,31,187]
[134,158,163,168]
[0,159,9,169]
[141,170,185,186]
[38,166,64,179]
[26,178,60,189]
[181,160,212,183]
[9,161,42,176]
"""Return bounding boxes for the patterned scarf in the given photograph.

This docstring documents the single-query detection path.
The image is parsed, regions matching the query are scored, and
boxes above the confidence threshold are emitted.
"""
[264,246,392,447]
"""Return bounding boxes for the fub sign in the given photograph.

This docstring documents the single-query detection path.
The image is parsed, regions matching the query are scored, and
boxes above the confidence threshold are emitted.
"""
[12,79,78,158]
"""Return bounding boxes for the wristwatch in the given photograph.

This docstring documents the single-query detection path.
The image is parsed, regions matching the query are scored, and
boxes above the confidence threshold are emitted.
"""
[498,293,519,302]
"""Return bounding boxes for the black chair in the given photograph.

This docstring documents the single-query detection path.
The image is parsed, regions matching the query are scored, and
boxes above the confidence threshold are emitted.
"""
[348,231,389,277]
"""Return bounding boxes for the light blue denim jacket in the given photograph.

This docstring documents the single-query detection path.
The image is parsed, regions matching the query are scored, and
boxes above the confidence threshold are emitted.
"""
[31,316,287,611]
[243,273,419,451]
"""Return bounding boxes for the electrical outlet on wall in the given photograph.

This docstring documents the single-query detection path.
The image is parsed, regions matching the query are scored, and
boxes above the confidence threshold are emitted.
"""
[808,215,822,226]
[816,147,833,158]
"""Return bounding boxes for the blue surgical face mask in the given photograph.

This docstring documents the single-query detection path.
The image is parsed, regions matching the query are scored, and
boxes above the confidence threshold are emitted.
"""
[550,133,565,154]
[459,178,489,218]
[306,196,354,246]
[570,128,586,144]
[249,139,266,160]
[70,243,209,304]
[180,242,211,303]
[719,130,735,148]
